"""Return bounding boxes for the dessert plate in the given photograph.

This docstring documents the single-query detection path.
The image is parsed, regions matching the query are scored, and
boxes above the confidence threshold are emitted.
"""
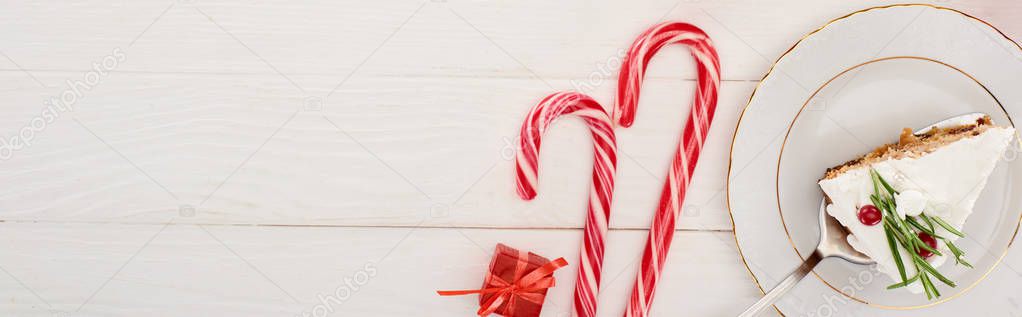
[728,4,1022,316]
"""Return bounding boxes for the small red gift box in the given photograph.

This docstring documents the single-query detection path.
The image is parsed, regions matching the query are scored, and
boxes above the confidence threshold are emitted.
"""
[439,244,567,317]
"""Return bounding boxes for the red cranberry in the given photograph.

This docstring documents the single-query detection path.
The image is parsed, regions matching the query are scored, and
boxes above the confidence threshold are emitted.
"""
[857,205,882,226]
[917,232,938,258]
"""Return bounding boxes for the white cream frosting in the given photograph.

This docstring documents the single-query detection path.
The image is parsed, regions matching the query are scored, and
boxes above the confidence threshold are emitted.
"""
[818,126,1015,293]
[895,190,927,218]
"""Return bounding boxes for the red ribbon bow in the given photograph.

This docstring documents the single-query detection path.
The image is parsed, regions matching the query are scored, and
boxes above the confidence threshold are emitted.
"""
[438,257,568,316]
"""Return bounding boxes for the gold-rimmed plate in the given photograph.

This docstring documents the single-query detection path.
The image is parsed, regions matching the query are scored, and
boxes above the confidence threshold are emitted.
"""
[728,4,1022,316]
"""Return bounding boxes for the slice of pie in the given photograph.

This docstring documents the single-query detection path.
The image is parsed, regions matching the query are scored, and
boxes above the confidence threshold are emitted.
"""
[818,114,1015,294]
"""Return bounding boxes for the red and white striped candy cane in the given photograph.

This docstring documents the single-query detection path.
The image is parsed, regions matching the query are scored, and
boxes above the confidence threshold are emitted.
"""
[516,91,617,317]
[615,22,720,317]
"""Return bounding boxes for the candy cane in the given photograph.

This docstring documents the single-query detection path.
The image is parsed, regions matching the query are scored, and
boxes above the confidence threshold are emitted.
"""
[615,22,720,317]
[516,91,617,317]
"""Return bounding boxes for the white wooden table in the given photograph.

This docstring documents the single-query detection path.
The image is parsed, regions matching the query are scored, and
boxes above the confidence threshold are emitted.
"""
[1,1,1020,316]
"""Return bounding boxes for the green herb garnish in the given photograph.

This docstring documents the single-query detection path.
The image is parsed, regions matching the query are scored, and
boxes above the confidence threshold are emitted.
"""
[931,215,965,238]
[868,169,972,299]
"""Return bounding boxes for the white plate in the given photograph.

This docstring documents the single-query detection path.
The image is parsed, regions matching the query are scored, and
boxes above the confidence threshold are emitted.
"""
[728,4,1022,316]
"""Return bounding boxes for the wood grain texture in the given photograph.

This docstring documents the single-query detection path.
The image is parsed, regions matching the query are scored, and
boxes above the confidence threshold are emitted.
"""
[0,72,751,230]
[0,223,762,317]
[1,0,1021,316]
[0,1,1017,82]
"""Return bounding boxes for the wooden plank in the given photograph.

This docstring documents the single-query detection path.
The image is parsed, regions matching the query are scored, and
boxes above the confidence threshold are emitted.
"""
[0,222,764,316]
[0,1,1017,82]
[0,2,1019,317]
[0,72,753,230]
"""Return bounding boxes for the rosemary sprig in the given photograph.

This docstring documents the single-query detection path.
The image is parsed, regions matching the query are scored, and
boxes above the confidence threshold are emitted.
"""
[912,250,956,287]
[931,215,965,237]
[920,273,939,299]
[945,240,974,268]
[868,169,972,299]
[917,213,971,267]
[905,217,936,236]
[874,170,898,196]
[920,213,937,233]
[883,221,909,283]
[886,274,919,289]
